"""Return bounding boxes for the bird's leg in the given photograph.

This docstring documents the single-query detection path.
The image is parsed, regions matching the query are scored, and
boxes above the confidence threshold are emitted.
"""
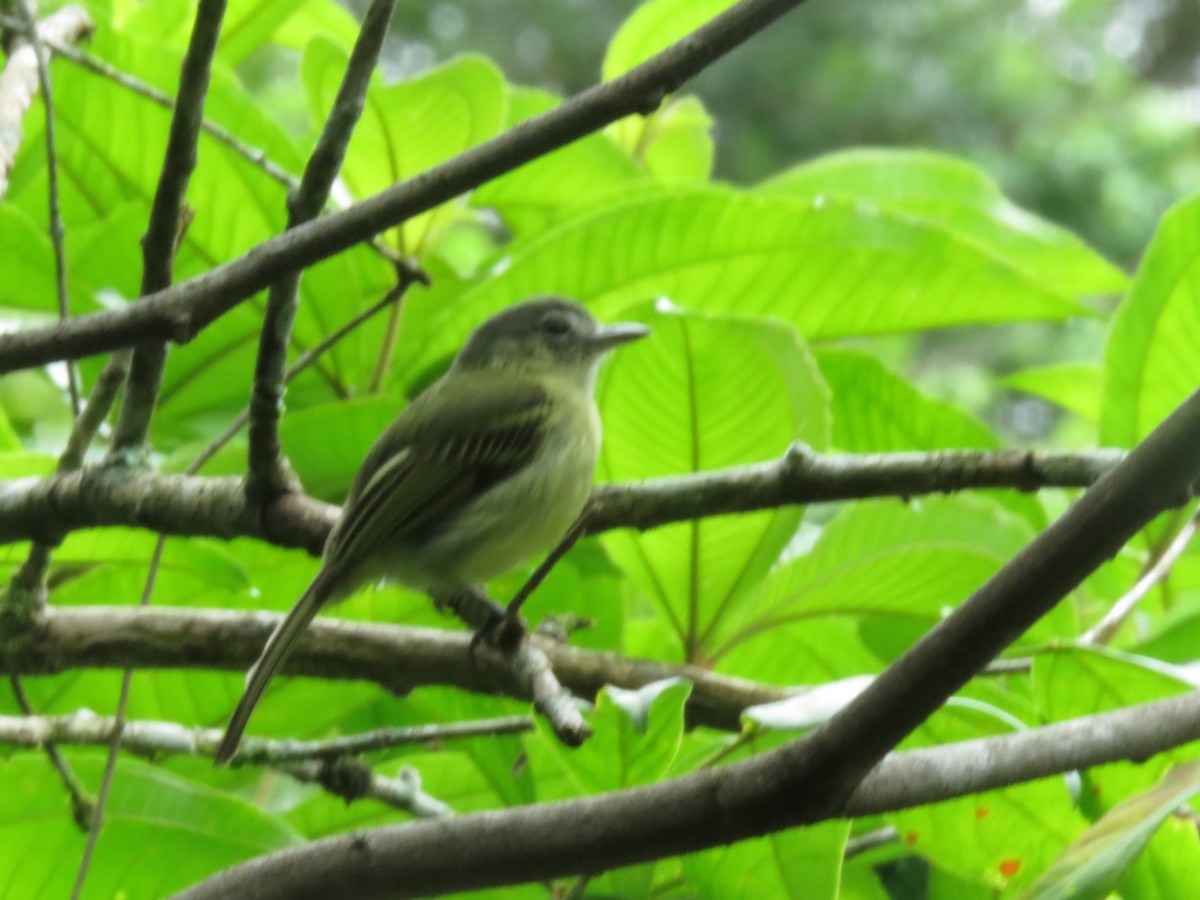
[505,508,592,623]
[434,585,523,656]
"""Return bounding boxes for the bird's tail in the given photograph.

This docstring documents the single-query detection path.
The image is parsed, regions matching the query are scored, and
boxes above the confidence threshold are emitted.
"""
[214,567,341,765]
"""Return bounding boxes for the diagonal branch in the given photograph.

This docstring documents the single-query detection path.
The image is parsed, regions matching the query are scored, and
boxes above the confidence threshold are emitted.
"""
[246,0,397,498]
[0,0,813,374]
[108,0,227,459]
[170,689,1200,900]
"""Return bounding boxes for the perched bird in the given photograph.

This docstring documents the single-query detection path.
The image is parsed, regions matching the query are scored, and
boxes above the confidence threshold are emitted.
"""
[215,297,648,764]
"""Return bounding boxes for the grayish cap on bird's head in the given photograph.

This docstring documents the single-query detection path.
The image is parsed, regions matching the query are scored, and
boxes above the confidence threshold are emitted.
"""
[455,297,650,376]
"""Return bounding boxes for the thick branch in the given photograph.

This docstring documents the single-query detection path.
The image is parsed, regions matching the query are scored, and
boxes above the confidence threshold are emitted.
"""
[170,690,1200,900]
[110,0,226,456]
[0,0,811,372]
[246,0,396,497]
[0,606,787,732]
[0,447,1125,551]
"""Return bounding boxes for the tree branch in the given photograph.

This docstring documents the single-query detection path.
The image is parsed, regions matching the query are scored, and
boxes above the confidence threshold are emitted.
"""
[170,689,1200,900]
[0,0,812,373]
[0,605,788,732]
[108,0,227,458]
[167,377,1200,898]
[0,447,1126,552]
[246,0,396,498]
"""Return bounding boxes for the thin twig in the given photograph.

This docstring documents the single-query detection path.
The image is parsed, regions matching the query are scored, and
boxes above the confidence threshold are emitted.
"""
[1080,504,1200,646]
[246,0,397,498]
[10,0,80,415]
[191,281,410,475]
[0,709,529,764]
[506,510,590,619]
[279,757,450,817]
[844,825,898,859]
[70,538,165,900]
[109,0,227,459]
[42,33,298,189]
[8,676,94,831]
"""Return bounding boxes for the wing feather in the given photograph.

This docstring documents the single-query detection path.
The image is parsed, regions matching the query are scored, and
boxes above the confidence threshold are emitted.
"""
[323,376,551,573]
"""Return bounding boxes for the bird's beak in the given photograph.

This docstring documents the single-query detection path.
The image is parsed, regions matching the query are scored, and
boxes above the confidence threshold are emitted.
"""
[588,322,651,353]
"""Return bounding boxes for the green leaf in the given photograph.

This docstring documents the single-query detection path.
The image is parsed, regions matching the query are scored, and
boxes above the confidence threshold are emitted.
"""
[760,148,1126,297]
[891,702,1087,892]
[680,821,850,900]
[471,87,646,235]
[1003,362,1102,423]
[540,679,691,793]
[712,496,1035,659]
[1031,646,1198,809]
[1116,810,1200,900]
[1022,763,1200,900]
[1102,194,1200,447]
[817,347,1000,451]
[596,306,829,660]
[0,753,299,898]
[603,0,739,80]
[636,94,715,184]
[817,347,1045,527]
[1031,646,1195,724]
[279,394,404,501]
[303,44,507,256]
[399,187,1090,380]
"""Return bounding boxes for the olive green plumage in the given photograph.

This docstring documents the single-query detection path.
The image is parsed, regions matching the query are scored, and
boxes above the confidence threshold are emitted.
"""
[215,298,648,764]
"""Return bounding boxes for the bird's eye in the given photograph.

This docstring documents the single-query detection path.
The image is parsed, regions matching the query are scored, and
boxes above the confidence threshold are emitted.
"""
[540,314,572,337]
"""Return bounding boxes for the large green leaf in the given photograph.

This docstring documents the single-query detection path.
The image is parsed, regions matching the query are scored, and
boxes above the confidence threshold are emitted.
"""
[817,347,1045,527]
[471,87,646,236]
[596,306,829,661]
[712,496,1036,659]
[817,347,1000,451]
[539,679,691,794]
[760,148,1126,297]
[1022,763,1200,900]
[680,820,850,900]
[891,702,1087,893]
[1102,194,1200,447]
[303,42,507,256]
[0,753,299,899]
[603,0,739,81]
[398,187,1089,380]
[1003,361,1102,423]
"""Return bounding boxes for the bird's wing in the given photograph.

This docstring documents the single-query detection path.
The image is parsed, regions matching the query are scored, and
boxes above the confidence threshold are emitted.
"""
[323,375,552,574]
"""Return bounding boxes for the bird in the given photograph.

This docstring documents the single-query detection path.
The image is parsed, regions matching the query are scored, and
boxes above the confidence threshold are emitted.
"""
[214,297,649,764]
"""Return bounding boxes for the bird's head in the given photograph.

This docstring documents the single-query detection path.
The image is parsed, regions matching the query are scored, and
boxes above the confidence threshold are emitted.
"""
[454,297,649,389]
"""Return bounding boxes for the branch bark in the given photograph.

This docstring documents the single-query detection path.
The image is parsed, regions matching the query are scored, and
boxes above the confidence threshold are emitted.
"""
[246,0,396,497]
[109,0,227,458]
[170,690,1200,900]
[0,0,812,373]
[0,605,788,732]
[0,447,1125,551]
